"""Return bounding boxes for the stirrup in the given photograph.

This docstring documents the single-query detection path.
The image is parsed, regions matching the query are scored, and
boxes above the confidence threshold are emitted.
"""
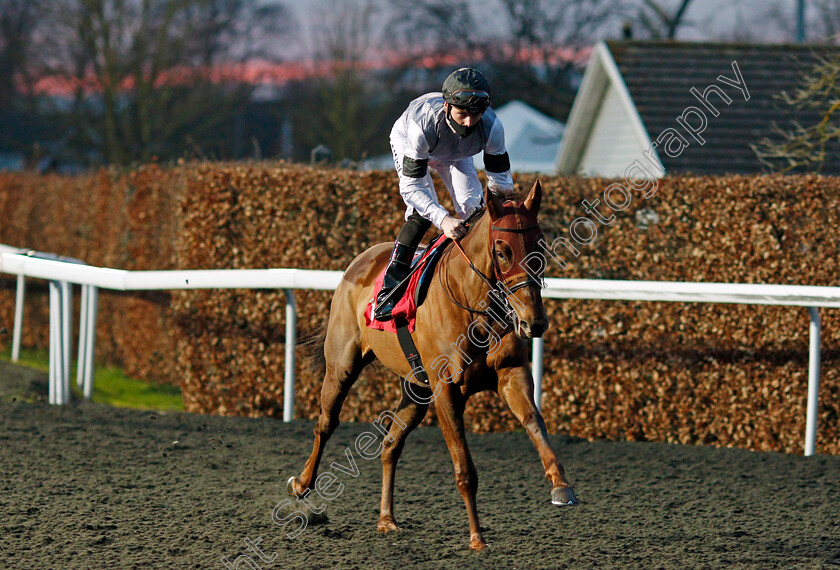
[373,289,398,321]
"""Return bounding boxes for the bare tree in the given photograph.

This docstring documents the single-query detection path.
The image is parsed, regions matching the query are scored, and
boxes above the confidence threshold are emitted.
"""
[33,0,295,165]
[621,0,695,39]
[377,0,625,122]
[289,0,397,162]
[0,0,52,153]
[382,0,486,55]
[806,0,840,43]
[311,0,382,65]
[0,0,37,99]
[743,0,840,45]
[752,53,840,172]
[385,0,620,59]
[488,0,619,118]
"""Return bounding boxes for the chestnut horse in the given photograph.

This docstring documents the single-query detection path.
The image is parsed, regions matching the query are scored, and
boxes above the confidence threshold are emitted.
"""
[288,180,577,550]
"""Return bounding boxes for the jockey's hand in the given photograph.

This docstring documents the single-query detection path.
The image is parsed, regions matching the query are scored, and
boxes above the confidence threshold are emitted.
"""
[441,215,467,240]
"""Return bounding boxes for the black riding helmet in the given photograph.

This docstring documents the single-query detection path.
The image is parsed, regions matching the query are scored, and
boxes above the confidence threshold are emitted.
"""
[442,67,491,115]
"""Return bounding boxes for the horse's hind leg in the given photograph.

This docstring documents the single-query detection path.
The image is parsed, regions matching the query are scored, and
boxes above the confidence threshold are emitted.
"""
[497,366,577,505]
[377,381,430,533]
[289,330,371,496]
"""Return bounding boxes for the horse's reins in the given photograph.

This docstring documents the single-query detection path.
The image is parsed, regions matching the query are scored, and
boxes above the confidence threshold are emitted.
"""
[376,208,486,311]
[441,207,543,317]
[442,240,495,317]
[452,239,495,290]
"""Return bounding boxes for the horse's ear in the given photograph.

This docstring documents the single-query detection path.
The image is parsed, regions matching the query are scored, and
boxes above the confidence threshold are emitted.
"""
[485,186,505,220]
[524,180,542,215]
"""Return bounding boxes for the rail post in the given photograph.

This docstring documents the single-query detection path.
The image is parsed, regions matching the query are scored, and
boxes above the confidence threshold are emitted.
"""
[532,337,544,411]
[12,274,24,362]
[48,281,70,405]
[805,307,821,456]
[76,284,98,400]
[61,280,72,384]
[283,289,297,422]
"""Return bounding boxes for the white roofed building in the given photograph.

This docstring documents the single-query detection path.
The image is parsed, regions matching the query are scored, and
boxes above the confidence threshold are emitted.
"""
[556,40,840,177]
[474,100,564,174]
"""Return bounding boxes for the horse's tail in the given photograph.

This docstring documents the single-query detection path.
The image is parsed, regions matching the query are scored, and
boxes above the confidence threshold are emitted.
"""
[299,325,327,378]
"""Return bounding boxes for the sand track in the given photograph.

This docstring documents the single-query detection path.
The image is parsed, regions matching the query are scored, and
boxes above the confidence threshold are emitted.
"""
[1,362,838,568]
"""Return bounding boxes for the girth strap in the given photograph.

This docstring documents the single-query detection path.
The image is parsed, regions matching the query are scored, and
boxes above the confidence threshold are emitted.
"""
[395,317,430,386]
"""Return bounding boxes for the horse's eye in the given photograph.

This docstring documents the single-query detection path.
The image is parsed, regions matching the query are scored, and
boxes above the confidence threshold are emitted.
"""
[496,250,505,259]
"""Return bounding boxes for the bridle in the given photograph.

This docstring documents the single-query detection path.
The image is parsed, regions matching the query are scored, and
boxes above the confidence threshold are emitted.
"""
[440,202,544,317]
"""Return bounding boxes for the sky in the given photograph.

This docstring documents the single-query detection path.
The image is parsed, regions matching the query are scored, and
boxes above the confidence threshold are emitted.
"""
[277,0,816,53]
[660,0,801,42]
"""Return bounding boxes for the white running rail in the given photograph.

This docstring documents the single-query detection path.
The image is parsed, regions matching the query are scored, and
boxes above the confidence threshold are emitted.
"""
[2,246,838,456]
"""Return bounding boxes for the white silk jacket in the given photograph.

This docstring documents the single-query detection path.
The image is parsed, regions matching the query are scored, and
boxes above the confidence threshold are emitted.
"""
[389,92,514,228]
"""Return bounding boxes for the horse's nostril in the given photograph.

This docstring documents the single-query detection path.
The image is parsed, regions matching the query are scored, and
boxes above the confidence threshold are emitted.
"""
[531,320,547,338]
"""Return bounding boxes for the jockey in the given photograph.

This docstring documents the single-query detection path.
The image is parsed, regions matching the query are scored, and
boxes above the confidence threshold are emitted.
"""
[373,67,515,321]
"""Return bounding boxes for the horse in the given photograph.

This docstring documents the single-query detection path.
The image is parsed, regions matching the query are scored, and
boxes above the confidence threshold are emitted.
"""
[288,179,577,550]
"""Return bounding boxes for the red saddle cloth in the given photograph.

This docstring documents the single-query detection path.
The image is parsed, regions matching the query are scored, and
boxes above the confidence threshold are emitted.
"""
[364,234,448,334]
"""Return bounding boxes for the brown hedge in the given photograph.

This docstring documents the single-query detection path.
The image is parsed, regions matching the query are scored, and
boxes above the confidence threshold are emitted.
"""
[0,166,182,382]
[1,163,838,455]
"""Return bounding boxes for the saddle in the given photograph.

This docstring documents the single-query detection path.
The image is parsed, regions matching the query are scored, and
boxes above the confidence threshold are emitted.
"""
[364,233,450,334]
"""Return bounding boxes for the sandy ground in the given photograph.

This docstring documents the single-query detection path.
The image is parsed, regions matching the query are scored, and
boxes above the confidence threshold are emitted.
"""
[1,360,839,569]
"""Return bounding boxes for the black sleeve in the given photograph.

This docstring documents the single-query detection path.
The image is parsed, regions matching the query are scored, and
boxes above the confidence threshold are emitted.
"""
[483,151,511,173]
[402,156,428,178]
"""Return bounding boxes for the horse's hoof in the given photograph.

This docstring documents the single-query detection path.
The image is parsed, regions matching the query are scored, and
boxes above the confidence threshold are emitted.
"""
[551,486,578,506]
[469,536,488,551]
[286,476,300,497]
[377,517,400,533]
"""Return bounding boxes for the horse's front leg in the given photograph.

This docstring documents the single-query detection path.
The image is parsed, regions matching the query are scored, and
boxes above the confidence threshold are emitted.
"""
[434,383,487,550]
[497,366,578,506]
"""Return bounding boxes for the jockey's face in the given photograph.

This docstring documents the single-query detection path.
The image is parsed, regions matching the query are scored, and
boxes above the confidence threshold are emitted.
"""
[446,103,483,127]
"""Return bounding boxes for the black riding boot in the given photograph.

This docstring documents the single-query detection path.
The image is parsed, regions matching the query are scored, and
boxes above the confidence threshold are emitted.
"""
[373,241,416,321]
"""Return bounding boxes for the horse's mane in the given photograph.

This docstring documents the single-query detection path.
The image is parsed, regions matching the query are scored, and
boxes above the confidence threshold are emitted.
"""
[456,206,489,247]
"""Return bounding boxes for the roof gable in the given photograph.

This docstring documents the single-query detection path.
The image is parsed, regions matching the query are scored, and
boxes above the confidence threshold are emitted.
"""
[556,42,657,177]
[560,40,840,176]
